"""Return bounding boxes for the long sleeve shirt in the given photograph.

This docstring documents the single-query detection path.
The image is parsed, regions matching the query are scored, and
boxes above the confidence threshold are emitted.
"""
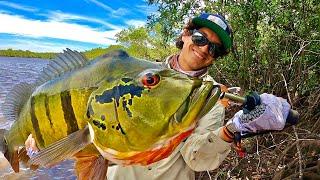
[107,55,231,180]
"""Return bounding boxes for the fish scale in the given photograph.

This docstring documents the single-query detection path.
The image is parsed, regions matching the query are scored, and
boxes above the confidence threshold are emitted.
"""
[26,87,97,149]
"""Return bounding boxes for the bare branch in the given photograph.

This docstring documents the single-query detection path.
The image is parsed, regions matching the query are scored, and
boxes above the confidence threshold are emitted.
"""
[281,73,303,179]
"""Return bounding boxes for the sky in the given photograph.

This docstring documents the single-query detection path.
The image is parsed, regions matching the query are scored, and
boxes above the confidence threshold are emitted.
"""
[0,0,157,52]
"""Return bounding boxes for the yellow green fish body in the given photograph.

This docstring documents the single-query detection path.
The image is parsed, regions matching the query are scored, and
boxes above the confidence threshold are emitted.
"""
[1,49,220,178]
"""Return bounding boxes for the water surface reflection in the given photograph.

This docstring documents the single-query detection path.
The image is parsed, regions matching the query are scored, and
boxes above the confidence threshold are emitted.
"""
[0,57,76,179]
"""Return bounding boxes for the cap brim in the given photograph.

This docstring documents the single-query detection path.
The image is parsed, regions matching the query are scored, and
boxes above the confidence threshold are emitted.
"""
[192,17,232,50]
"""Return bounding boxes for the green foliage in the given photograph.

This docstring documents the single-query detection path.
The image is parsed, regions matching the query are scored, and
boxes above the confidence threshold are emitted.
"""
[148,0,320,95]
[147,0,320,178]
[116,23,178,61]
[0,49,56,59]
[147,0,202,41]
[0,45,126,60]
[1,2,318,176]
[83,45,125,60]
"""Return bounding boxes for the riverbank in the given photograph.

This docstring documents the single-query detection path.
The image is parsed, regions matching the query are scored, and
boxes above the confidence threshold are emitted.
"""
[0,49,56,59]
[0,45,125,61]
[0,56,50,61]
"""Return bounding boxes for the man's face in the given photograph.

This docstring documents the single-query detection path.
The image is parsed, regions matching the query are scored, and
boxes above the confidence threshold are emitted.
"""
[179,27,222,71]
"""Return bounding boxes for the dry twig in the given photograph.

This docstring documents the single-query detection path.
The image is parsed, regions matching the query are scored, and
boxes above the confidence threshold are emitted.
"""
[281,73,303,179]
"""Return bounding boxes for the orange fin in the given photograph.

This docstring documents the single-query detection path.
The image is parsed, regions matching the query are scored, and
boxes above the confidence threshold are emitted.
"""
[18,147,28,164]
[1,129,19,172]
[18,147,38,170]
[75,154,108,180]
[4,148,19,172]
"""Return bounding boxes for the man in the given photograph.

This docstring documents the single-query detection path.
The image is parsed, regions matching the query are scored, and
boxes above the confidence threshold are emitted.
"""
[106,13,290,179]
[25,13,290,180]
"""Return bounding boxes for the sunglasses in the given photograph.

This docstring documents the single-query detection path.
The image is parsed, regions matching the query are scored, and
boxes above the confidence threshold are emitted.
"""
[191,30,223,58]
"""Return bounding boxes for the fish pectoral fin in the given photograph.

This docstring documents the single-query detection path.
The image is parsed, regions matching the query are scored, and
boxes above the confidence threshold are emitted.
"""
[75,154,108,180]
[28,126,92,168]
[18,147,39,170]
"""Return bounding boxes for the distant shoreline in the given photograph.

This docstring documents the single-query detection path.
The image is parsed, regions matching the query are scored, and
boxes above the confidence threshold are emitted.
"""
[0,56,49,61]
[0,45,126,60]
[0,49,56,59]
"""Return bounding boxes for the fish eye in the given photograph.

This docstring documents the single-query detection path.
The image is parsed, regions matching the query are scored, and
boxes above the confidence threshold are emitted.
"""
[141,73,160,88]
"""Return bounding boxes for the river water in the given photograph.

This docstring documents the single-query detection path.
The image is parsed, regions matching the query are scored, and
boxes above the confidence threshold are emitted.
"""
[0,57,76,179]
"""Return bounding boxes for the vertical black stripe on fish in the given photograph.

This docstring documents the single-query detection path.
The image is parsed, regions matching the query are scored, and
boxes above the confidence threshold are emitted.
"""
[30,96,45,146]
[44,95,53,128]
[60,91,79,134]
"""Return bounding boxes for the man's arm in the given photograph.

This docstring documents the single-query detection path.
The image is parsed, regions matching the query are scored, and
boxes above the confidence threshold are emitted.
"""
[180,103,231,171]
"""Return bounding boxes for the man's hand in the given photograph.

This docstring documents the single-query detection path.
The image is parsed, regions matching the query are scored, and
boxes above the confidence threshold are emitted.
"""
[25,134,39,158]
[227,93,291,134]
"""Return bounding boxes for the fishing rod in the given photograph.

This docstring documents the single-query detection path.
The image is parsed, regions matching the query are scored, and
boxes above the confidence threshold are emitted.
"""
[196,84,299,139]
[198,85,300,133]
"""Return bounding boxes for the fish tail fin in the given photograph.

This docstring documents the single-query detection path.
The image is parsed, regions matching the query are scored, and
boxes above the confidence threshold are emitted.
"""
[0,129,7,154]
[0,129,19,172]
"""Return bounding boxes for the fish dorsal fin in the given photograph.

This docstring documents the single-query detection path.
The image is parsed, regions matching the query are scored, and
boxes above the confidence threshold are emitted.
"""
[35,48,89,85]
[2,82,34,122]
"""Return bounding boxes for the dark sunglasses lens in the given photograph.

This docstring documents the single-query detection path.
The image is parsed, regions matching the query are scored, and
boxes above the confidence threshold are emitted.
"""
[209,44,222,57]
[208,44,216,56]
[192,35,207,46]
[192,30,222,57]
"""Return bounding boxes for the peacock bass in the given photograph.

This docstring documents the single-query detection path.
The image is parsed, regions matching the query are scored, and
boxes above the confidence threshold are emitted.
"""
[0,49,221,179]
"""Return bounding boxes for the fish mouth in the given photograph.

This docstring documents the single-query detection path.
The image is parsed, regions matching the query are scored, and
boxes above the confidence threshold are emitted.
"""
[173,82,221,124]
[173,95,190,123]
